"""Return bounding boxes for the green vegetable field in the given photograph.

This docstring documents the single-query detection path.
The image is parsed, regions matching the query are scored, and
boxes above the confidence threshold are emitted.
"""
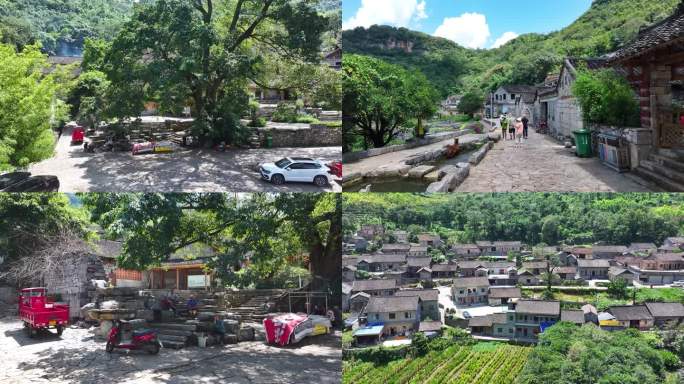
[342,343,531,384]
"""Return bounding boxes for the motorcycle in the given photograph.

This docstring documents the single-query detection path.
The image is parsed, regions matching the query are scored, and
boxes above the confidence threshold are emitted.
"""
[106,319,161,355]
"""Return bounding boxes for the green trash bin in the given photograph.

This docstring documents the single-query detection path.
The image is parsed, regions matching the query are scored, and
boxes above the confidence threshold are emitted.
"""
[573,129,592,158]
[265,133,273,148]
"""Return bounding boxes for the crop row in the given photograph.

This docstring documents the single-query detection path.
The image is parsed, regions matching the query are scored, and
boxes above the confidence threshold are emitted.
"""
[344,344,532,384]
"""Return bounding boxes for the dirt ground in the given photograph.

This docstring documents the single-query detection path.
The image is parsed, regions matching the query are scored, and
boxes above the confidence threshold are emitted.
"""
[28,127,342,192]
[0,316,341,384]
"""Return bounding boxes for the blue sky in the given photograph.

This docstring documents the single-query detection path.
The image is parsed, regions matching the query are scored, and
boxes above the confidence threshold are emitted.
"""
[343,0,593,49]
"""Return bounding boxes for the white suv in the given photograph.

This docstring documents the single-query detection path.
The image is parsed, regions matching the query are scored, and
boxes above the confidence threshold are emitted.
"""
[260,157,331,187]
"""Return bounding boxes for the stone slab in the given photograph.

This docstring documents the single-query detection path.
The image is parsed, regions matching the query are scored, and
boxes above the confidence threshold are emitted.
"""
[408,165,436,179]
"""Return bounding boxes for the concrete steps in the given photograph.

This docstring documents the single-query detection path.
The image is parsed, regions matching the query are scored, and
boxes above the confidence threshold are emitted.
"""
[634,151,684,191]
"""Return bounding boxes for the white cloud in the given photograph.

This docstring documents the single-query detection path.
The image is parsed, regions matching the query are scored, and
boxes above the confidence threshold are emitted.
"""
[492,31,519,48]
[343,0,428,30]
[433,13,490,49]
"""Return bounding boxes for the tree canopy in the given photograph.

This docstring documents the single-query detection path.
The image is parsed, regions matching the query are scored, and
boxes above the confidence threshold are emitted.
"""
[0,43,72,171]
[343,193,684,247]
[81,193,341,297]
[517,323,678,384]
[100,0,330,144]
[342,54,438,151]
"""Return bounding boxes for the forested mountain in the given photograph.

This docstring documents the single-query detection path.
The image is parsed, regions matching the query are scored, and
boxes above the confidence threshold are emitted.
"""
[0,0,339,56]
[0,0,141,55]
[343,193,684,247]
[342,0,681,95]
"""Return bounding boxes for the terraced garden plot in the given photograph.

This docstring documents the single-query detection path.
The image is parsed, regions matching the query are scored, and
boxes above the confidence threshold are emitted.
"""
[343,343,531,384]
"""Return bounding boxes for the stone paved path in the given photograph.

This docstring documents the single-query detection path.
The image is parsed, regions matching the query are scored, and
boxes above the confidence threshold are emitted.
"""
[456,128,653,192]
[0,317,341,384]
[29,126,341,193]
[344,133,486,177]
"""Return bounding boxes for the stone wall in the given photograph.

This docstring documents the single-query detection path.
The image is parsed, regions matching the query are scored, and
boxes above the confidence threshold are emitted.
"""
[0,286,16,304]
[343,130,471,163]
[45,254,107,319]
[257,124,341,148]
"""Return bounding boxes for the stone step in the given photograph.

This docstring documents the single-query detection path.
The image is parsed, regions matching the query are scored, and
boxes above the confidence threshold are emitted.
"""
[640,160,684,185]
[152,328,194,337]
[148,323,198,332]
[159,339,186,349]
[649,153,684,174]
[157,334,189,343]
[633,166,684,192]
[656,148,684,162]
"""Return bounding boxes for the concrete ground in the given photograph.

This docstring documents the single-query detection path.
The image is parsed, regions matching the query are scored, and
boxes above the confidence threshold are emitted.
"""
[437,286,507,320]
[0,316,341,384]
[28,127,341,192]
[456,128,654,192]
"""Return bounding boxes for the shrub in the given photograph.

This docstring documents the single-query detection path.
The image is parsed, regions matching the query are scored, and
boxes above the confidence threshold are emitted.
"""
[248,117,267,128]
[572,68,640,127]
[295,115,319,124]
[410,332,430,357]
[271,103,298,123]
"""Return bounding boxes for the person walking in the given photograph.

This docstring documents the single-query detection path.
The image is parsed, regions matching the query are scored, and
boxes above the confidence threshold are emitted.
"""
[521,116,529,139]
[508,115,516,141]
[500,114,508,140]
[515,118,524,146]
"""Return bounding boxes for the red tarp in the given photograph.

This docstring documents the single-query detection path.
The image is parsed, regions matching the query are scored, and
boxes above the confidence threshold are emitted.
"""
[263,313,309,346]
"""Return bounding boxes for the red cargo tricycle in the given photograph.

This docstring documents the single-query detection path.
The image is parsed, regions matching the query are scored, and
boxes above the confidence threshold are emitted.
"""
[71,127,85,145]
[19,287,69,338]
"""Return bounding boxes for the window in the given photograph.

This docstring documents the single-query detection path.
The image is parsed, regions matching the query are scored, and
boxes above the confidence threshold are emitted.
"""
[374,314,380,320]
[405,312,412,319]
[497,328,503,333]
[481,288,486,293]
[511,94,516,99]
[389,313,396,319]
[509,328,513,334]
[503,94,507,100]
[459,290,464,294]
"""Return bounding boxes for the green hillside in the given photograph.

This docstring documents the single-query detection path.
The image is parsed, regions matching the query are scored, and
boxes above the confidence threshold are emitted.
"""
[342,0,681,95]
[0,0,140,55]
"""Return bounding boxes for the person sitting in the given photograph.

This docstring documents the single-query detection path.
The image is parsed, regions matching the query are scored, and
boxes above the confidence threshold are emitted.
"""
[160,295,177,315]
[187,295,199,318]
[212,315,226,344]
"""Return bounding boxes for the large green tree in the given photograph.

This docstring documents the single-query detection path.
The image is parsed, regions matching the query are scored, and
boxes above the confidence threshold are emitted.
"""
[0,44,71,171]
[102,0,329,144]
[82,193,341,297]
[342,54,438,150]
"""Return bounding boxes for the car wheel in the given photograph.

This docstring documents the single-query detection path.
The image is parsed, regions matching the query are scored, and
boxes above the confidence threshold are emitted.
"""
[147,342,160,355]
[271,174,285,185]
[106,341,114,353]
[56,325,63,336]
[313,176,328,187]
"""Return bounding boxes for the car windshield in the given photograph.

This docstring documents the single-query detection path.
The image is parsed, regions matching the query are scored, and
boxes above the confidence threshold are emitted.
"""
[275,159,292,169]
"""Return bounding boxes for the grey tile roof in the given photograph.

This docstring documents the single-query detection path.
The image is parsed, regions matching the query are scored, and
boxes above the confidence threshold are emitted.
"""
[431,264,459,272]
[488,287,521,299]
[382,244,411,252]
[395,289,439,301]
[577,259,610,268]
[652,253,684,262]
[592,245,628,253]
[453,277,490,288]
[457,261,486,269]
[407,257,432,267]
[351,279,397,292]
[419,321,443,332]
[359,254,407,264]
[522,261,548,270]
[468,315,493,327]
[608,305,654,321]
[645,302,684,318]
[561,310,585,324]
[491,313,510,324]
[365,296,419,313]
[515,300,560,316]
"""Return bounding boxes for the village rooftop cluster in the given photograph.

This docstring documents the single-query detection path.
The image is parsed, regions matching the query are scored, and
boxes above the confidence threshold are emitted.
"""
[342,224,684,346]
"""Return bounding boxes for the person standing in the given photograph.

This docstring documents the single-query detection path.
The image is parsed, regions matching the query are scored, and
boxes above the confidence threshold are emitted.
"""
[508,115,516,141]
[522,116,529,139]
[500,115,508,140]
[515,118,524,146]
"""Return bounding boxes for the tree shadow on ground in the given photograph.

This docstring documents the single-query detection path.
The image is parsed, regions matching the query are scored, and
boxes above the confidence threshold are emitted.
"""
[17,337,342,384]
[71,147,340,193]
